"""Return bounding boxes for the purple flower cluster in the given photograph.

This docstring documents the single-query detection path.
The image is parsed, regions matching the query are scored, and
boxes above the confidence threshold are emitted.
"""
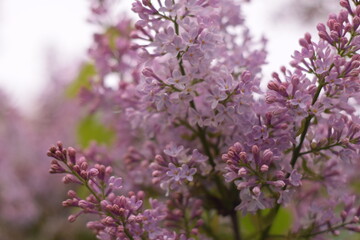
[150,144,209,194]
[223,143,302,214]
[46,0,360,239]
[48,142,200,240]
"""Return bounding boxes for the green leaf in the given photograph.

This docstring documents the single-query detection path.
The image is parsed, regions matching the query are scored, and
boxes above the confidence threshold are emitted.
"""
[240,214,258,237]
[77,114,115,148]
[106,27,121,51]
[67,63,96,98]
[269,207,293,235]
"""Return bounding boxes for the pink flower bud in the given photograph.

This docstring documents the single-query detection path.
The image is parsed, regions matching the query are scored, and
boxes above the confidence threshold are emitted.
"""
[269,180,286,188]
[236,181,248,190]
[268,81,279,91]
[67,190,77,198]
[78,200,90,209]
[142,68,155,77]
[239,152,247,162]
[352,216,360,223]
[80,161,88,170]
[88,168,99,177]
[68,214,77,223]
[234,142,243,152]
[238,167,247,176]
[252,145,259,155]
[67,147,76,164]
[222,154,229,161]
[341,210,347,222]
[252,186,261,196]
[260,164,269,172]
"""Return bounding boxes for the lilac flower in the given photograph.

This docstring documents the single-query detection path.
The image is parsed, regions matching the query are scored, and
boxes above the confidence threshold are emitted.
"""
[179,164,197,181]
[183,47,204,65]
[223,142,301,211]
[167,69,188,90]
[236,189,268,215]
[108,176,123,189]
[206,88,228,109]
[181,28,199,45]
[158,0,181,17]
[166,163,183,181]
[289,170,303,187]
[166,36,186,54]
[197,30,219,52]
[188,108,204,127]
[164,144,184,157]
[46,0,360,239]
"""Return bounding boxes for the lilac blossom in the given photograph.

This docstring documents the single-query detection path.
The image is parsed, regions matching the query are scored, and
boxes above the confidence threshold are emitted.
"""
[46,0,360,239]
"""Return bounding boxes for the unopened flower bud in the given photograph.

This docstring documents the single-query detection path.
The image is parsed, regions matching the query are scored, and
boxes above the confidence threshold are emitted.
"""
[275,170,285,179]
[252,186,261,196]
[67,190,77,198]
[137,191,145,200]
[49,146,57,153]
[142,68,155,77]
[62,199,73,207]
[234,142,243,152]
[55,150,63,160]
[239,152,247,162]
[227,150,235,159]
[155,155,165,164]
[80,161,88,170]
[68,214,77,223]
[267,81,279,91]
[78,200,91,209]
[105,166,113,174]
[352,216,360,223]
[78,156,86,165]
[57,141,63,150]
[341,138,350,145]
[102,216,115,225]
[269,180,286,188]
[196,219,204,227]
[191,228,199,235]
[67,147,76,164]
[88,168,99,177]
[263,149,273,164]
[346,225,360,232]
[236,181,248,190]
[152,170,162,177]
[354,16,360,30]
[252,145,259,155]
[63,174,81,184]
[340,0,350,8]
[238,167,247,176]
[260,164,269,172]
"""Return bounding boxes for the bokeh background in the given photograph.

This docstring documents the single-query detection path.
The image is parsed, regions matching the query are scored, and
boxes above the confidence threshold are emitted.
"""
[0,0,339,239]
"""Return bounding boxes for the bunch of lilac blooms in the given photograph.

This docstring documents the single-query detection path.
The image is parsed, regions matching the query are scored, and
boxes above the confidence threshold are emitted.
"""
[47,0,360,239]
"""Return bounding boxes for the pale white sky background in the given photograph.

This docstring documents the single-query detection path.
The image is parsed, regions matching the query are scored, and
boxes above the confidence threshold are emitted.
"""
[0,0,332,114]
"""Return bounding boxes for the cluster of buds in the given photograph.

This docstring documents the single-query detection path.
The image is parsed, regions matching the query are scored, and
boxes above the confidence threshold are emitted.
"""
[47,142,177,240]
[48,142,113,185]
[223,143,302,214]
[165,193,204,238]
[317,3,360,54]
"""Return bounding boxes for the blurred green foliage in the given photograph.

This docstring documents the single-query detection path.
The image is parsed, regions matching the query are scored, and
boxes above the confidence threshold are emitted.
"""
[77,114,115,148]
[67,63,96,98]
